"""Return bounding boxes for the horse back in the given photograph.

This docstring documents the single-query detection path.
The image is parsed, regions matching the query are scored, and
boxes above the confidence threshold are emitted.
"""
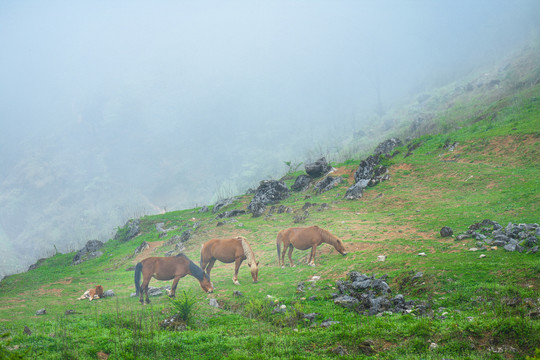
[284,226,323,250]
[142,256,189,280]
[203,238,244,263]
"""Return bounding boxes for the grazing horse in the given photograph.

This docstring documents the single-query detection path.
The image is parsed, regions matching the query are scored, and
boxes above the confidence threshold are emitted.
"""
[276,226,347,268]
[134,253,213,304]
[200,236,259,285]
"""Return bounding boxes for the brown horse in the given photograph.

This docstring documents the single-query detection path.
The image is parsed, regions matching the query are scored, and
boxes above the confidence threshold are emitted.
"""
[276,226,347,267]
[134,253,213,304]
[200,236,259,285]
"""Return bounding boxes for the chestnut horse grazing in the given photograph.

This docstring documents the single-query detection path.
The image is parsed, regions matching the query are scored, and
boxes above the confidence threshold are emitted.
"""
[134,253,213,304]
[276,226,347,268]
[200,236,259,285]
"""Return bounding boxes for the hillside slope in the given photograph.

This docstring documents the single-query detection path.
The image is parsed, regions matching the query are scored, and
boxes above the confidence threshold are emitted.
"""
[0,59,539,359]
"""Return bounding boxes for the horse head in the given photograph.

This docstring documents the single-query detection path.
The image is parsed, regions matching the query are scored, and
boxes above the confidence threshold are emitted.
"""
[247,262,260,283]
[336,239,348,256]
[200,273,214,293]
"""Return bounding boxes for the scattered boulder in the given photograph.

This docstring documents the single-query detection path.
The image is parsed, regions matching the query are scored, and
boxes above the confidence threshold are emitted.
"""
[333,272,425,316]
[440,226,453,237]
[114,219,140,242]
[132,241,149,258]
[314,176,343,194]
[73,240,104,265]
[343,180,369,200]
[455,220,539,253]
[215,209,246,219]
[130,286,170,298]
[180,230,192,243]
[102,290,115,298]
[165,235,182,246]
[305,158,331,178]
[291,174,311,192]
[28,258,46,271]
[374,138,403,155]
[198,205,209,213]
[247,180,290,217]
[212,197,237,214]
[35,309,46,315]
[248,202,267,218]
[353,155,380,183]
[156,223,166,233]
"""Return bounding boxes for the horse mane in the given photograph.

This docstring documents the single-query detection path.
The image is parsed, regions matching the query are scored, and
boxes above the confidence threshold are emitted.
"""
[316,226,339,245]
[238,236,258,269]
[188,258,210,282]
[175,253,208,281]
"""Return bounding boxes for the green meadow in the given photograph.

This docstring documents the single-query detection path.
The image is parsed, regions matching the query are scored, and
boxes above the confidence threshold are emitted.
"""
[1,68,539,359]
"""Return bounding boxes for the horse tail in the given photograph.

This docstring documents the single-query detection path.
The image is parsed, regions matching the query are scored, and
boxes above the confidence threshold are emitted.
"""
[276,233,282,265]
[134,262,143,296]
[200,244,204,268]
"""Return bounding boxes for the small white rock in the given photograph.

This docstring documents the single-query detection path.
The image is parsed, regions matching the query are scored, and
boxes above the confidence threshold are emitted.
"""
[377,255,387,261]
[418,252,426,256]
[479,254,486,258]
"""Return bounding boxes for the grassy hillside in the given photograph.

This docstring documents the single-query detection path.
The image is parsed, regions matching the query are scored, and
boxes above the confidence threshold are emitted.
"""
[1,73,539,358]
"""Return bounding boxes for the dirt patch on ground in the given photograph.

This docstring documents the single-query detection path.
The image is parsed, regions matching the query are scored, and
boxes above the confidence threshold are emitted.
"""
[38,288,64,296]
[330,167,356,185]
[133,241,165,263]
[52,277,72,285]
[392,163,414,171]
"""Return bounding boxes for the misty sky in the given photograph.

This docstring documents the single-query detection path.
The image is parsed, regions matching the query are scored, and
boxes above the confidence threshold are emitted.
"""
[1,1,539,277]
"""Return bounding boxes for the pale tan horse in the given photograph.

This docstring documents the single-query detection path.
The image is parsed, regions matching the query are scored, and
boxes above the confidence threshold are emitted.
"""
[200,236,259,285]
[134,253,213,304]
[276,226,347,267]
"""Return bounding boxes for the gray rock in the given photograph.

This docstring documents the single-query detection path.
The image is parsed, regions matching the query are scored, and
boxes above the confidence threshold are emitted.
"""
[440,226,453,237]
[102,290,115,297]
[344,179,369,200]
[247,180,289,216]
[374,138,403,155]
[305,158,331,178]
[291,174,311,192]
[212,197,237,214]
[314,176,343,194]
[504,244,517,252]
[114,219,140,242]
[333,295,359,308]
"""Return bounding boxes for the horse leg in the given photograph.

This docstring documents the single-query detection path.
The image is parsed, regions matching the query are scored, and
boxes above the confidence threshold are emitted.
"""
[287,245,295,267]
[308,245,317,266]
[205,258,216,277]
[169,276,182,298]
[280,240,288,268]
[140,277,151,304]
[233,258,243,285]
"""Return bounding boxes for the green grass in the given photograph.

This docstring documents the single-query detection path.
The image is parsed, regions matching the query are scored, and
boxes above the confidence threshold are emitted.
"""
[1,77,540,359]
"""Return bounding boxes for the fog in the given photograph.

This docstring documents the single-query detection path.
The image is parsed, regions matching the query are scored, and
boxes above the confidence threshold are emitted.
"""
[1,1,539,277]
